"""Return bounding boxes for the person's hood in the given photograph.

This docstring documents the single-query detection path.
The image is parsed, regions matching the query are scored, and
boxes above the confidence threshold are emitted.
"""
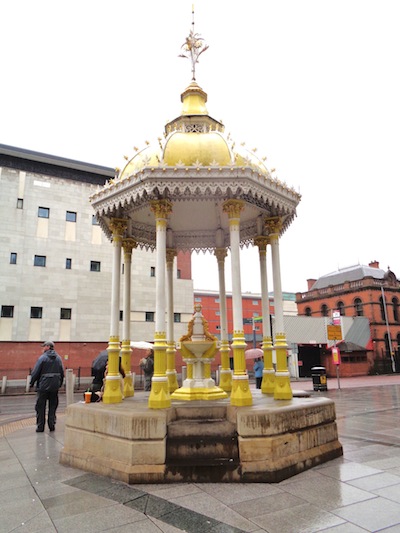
[47,349,57,359]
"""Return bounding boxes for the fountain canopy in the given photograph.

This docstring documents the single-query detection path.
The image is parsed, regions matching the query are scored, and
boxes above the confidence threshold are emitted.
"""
[90,80,301,253]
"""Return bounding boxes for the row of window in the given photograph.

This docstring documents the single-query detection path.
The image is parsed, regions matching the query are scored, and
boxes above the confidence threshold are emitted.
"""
[0,306,181,323]
[1,306,72,319]
[16,201,100,225]
[305,297,400,322]
[9,255,182,280]
[9,254,101,271]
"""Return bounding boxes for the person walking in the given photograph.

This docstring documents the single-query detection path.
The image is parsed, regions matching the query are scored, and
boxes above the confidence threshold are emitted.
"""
[253,357,264,389]
[139,349,154,391]
[30,341,65,432]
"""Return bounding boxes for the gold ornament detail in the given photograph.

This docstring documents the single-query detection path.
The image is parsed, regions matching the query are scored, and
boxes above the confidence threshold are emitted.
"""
[222,199,245,219]
[150,199,173,219]
[265,217,282,235]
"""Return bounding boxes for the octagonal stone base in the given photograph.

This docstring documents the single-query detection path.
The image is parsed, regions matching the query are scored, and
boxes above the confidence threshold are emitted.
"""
[59,392,342,484]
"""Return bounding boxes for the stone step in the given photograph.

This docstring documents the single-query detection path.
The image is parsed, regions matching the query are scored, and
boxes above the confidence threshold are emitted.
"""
[166,418,239,465]
[171,405,228,421]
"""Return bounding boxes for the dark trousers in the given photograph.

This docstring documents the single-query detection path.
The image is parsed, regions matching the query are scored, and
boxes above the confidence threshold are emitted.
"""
[256,377,263,389]
[35,390,59,430]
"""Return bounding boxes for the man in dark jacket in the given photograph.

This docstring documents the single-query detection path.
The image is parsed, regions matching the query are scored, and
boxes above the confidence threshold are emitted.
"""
[30,341,65,432]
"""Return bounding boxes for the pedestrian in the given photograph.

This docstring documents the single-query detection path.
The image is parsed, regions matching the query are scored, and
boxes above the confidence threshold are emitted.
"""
[253,357,264,389]
[30,341,65,432]
[139,349,154,391]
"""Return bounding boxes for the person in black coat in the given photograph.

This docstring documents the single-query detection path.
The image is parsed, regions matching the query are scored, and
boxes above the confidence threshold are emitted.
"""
[30,341,65,432]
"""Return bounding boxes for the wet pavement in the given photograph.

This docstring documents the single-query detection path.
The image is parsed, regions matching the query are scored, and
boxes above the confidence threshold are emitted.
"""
[2,375,400,532]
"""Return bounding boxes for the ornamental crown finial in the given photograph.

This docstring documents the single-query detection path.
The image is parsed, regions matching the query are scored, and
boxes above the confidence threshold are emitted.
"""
[178,5,209,81]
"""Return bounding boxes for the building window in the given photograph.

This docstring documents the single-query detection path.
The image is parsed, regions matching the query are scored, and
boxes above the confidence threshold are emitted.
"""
[195,297,202,302]
[38,207,50,218]
[145,311,155,322]
[177,269,181,279]
[1,305,14,318]
[92,215,100,225]
[354,298,363,317]
[214,298,220,303]
[30,307,43,319]
[34,255,46,267]
[10,252,17,264]
[174,313,181,323]
[17,198,23,209]
[119,310,123,321]
[252,300,258,305]
[321,304,329,317]
[150,266,156,277]
[216,325,221,330]
[305,307,312,316]
[66,211,77,222]
[379,297,386,321]
[215,311,220,316]
[66,258,72,269]
[60,308,72,319]
[90,261,101,272]
[337,301,345,316]
[393,298,399,322]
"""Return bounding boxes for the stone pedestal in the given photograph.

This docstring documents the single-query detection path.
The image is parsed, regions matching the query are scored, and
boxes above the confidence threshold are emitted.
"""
[60,393,343,484]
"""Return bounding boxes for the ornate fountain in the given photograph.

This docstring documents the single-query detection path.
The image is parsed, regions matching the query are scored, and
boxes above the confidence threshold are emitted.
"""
[171,304,228,400]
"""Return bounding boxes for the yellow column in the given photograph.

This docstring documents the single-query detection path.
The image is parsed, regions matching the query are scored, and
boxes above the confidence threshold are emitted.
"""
[266,217,292,400]
[121,238,137,398]
[223,200,252,406]
[166,248,179,392]
[103,218,127,404]
[148,200,172,408]
[254,236,275,395]
[214,247,232,392]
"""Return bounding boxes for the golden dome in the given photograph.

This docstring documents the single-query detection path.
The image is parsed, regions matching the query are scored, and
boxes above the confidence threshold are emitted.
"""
[163,131,231,166]
[118,80,271,180]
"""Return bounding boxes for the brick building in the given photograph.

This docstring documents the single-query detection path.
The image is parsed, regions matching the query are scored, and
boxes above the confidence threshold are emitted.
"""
[296,261,400,374]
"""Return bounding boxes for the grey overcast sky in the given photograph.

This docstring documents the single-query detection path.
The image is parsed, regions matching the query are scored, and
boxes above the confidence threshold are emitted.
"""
[1,1,399,295]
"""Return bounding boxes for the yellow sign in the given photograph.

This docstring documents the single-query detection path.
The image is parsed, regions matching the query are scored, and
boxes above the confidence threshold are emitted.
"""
[327,325,342,340]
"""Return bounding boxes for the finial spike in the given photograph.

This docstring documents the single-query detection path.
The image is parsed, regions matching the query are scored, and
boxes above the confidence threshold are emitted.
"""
[179,5,209,81]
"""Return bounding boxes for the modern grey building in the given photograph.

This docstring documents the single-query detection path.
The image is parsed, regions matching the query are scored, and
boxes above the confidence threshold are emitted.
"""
[0,144,194,370]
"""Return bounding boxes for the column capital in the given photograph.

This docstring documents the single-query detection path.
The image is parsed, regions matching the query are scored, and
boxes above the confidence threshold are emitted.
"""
[214,247,227,262]
[150,199,173,219]
[265,216,282,236]
[222,199,245,219]
[166,248,177,264]
[110,218,128,236]
[122,238,137,255]
[254,236,269,251]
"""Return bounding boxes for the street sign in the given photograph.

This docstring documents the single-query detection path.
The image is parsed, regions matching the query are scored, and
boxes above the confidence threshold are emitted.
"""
[327,325,343,340]
[243,318,253,324]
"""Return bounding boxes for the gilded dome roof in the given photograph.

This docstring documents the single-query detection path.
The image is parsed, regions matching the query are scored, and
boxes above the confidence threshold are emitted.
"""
[118,81,271,180]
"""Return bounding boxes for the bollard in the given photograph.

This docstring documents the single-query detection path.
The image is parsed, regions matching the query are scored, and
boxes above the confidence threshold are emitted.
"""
[65,369,75,406]
[26,375,31,393]
[1,376,7,394]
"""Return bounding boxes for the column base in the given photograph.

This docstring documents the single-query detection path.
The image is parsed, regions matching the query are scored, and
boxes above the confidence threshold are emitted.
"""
[261,369,275,395]
[123,372,134,398]
[230,375,253,406]
[166,370,179,393]
[103,375,123,404]
[274,371,293,400]
[219,369,232,392]
[148,377,171,409]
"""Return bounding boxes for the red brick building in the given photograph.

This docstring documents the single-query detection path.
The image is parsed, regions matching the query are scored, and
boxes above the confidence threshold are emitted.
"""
[296,261,400,374]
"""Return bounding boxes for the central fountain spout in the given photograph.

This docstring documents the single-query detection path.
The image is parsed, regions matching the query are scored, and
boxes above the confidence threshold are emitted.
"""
[171,304,228,400]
